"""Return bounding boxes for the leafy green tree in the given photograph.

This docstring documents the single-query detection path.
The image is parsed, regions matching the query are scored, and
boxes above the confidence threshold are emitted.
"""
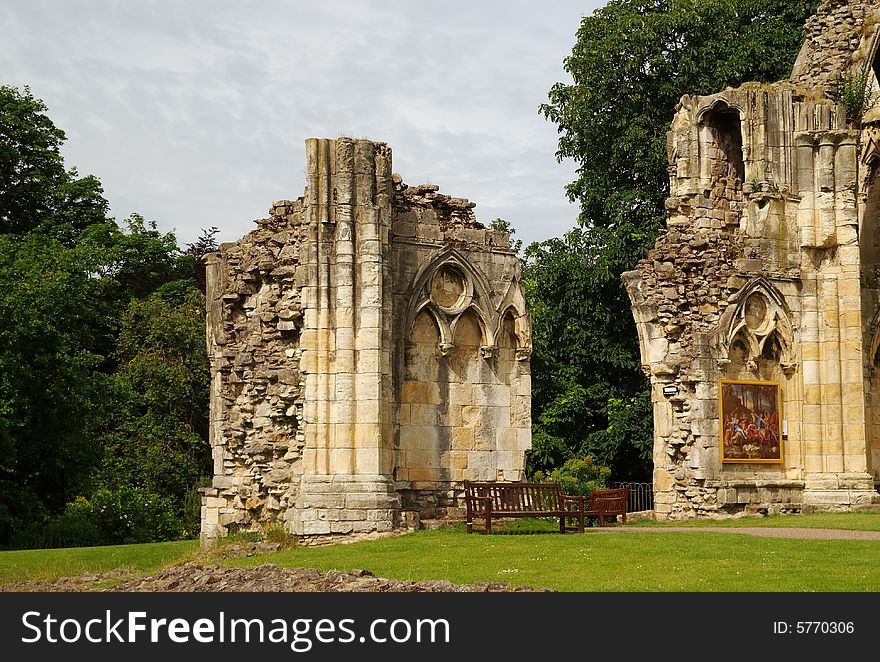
[0,85,211,546]
[96,286,211,517]
[524,228,648,479]
[0,85,109,242]
[0,234,107,541]
[530,0,818,480]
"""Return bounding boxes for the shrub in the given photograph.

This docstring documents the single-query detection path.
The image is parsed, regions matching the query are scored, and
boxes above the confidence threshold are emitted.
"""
[7,487,186,549]
[836,60,879,125]
[533,455,611,497]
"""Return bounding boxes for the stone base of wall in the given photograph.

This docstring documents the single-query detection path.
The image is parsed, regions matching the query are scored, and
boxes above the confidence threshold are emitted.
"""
[654,474,880,520]
[199,487,234,543]
[292,474,402,537]
[397,483,466,520]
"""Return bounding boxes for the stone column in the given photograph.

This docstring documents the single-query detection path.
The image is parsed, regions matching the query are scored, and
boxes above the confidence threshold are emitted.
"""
[802,133,877,506]
[200,251,228,542]
[295,138,400,537]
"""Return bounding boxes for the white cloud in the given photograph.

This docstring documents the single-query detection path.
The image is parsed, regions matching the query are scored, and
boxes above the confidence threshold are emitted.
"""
[2,0,606,248]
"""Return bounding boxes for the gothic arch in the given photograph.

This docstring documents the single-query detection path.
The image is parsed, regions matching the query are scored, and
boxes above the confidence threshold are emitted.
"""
[411,300,453,348]
[492,276,531,352]
[716,277,795,371]
[697,98,746,185]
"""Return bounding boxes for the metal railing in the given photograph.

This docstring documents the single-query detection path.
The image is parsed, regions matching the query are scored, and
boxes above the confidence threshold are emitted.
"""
[612,481,654,513]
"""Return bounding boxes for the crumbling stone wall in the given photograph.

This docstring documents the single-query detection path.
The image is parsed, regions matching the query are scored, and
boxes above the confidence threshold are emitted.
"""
[202,203,307,534]
[391,178,531,517]
[791,0,878,98]
[201,138,531,542]
[625,0,880,519]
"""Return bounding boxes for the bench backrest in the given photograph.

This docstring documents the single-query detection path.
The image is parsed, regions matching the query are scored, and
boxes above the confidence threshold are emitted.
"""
[463,481,563,513]
[588,487,629,515]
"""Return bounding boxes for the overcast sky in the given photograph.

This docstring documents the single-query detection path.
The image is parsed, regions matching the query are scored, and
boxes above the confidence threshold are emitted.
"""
[3,0,607,249]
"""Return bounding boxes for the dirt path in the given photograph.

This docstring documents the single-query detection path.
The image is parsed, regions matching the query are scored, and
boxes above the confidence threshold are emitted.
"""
[0,562,546,593]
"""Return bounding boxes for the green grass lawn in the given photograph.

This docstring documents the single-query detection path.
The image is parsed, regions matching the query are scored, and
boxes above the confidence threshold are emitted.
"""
[1,513,879,591]
[225,516,880,592]
[0,539,199,584]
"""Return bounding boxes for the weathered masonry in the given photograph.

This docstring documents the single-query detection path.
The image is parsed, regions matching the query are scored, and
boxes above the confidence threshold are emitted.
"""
[200,138,532,542]
[624,0,880,518]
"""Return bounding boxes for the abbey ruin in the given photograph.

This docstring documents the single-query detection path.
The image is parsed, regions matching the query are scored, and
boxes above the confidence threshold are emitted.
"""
[200,138,531,542]
[201,0,880,541]
[624,0,880,518]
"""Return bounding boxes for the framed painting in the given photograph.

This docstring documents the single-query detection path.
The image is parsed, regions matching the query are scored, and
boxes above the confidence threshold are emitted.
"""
[719,379,783,464]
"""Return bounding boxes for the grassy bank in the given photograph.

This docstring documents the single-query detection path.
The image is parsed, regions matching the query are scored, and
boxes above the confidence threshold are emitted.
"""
[227,516,880,592]
[2,513,879,591]
[0,539,198,584]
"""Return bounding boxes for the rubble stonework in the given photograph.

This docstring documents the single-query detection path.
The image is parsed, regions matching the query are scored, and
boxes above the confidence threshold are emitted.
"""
[624,0,880,519]
[201,138,531,542]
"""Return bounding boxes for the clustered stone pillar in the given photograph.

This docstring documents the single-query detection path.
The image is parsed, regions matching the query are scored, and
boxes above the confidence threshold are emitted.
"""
[295,138,400,536]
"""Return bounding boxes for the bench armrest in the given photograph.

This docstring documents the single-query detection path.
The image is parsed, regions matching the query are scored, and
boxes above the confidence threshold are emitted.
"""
[560,495,588,510]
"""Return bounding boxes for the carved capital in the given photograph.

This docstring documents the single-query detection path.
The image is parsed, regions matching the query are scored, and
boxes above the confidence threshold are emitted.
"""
[781,362,798,376]
[438,342,455,357]
[480,345,496,360]
[515,347,532,362]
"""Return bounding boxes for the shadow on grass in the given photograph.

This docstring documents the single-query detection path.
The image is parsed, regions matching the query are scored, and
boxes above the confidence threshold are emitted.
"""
[457,518,617,535]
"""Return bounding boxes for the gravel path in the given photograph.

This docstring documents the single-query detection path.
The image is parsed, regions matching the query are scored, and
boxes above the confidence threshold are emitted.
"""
[591,526,880,540]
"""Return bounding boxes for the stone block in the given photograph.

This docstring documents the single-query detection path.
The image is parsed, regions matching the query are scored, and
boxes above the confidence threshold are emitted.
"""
[452,426,475,451]
[448,383,473,406]
[392,221,416,237]
[354,422,382,447]
[409,404,439,427]
[345,493,400,509]
[354,448,381,474]
[301,520,332,535]
[516,428,532,451]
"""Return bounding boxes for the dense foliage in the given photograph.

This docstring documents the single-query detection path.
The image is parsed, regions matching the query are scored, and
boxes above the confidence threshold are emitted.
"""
[0,85,212,548]
[527,0,818,481]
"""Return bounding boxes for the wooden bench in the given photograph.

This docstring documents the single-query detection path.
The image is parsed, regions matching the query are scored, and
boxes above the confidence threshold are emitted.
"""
[463,480,587,534]
[576,486,630,527]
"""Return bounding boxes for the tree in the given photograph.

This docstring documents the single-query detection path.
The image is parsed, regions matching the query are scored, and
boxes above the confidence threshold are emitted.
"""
[529,0,818,480]
[0,85,109,243]
[0,234,107,541]
[523,228,650,479]
[184,226,220,294]
[0,85,211,547]
[94,286,211,536]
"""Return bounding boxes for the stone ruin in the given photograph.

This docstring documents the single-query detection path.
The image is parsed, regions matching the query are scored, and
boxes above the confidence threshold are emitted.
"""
[624,0,880,518]
[200,138,532,543]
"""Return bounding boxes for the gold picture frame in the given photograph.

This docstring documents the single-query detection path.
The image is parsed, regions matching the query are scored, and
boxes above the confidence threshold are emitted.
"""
[719,379,783,464]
